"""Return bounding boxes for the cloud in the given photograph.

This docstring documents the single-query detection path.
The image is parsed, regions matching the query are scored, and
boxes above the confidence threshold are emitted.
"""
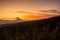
[48,10,60,13]
[16,10,60,16]
[16,11,52,16]
[38,10,60,16]
[16,11,28,13]
[38,10,60,13]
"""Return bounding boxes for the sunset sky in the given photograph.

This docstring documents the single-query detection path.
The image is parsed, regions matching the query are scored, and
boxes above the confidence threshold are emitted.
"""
[0,0,60,20]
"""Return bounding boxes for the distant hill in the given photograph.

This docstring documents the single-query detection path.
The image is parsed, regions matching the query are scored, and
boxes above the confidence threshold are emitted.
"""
[0,16,60,40]
[0,17,22,25]
[0,20,23,25]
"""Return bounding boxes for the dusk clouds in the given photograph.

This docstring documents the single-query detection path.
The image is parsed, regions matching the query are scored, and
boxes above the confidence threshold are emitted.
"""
[38,10,60,16]
[38,10,60,13]
[16,10,60,16]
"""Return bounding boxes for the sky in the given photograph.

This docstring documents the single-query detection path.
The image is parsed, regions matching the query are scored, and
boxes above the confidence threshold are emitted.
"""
[0,0,60,20]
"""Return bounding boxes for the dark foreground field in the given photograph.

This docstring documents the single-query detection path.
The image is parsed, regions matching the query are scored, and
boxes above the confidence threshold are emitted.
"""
[0,16,60,40]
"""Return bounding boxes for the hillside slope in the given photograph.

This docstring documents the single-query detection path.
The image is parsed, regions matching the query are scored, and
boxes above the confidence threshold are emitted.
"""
[0,16,60,40]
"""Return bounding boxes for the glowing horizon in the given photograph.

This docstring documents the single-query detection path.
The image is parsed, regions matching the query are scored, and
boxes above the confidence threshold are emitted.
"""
[0,0,60,21]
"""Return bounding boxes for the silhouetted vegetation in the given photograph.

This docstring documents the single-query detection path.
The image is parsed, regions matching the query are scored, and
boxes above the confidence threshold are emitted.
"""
[0,16,60,40]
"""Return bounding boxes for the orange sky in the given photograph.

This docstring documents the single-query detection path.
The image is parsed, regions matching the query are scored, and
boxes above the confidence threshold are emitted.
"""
[0,12,53,21]
[0,0,59,21]
[1,14,53,21]
[19,15,53,21]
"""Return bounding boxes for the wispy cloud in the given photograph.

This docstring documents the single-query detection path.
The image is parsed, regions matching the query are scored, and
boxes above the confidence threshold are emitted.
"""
[16,11,52,16]
[38,10,60,16]
[16,10,60,16]
[16,11,32,14]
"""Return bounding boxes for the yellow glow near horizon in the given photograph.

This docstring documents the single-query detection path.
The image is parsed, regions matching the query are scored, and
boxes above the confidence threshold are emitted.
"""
[0,11,54,21]
[0,13,53,21]
[21,15,53,20]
